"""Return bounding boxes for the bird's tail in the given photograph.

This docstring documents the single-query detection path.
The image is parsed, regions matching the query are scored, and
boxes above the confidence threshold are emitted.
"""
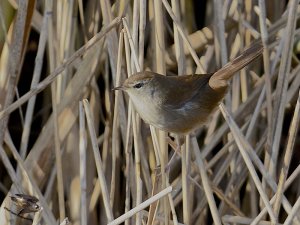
[209,42,263,90]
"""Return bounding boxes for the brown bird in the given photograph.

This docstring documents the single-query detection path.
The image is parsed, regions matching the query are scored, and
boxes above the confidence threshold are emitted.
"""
[114,42,263,134]
[10,194,40,215]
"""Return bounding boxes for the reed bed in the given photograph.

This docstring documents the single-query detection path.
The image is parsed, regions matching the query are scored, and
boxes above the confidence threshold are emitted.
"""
[0,0,299,224]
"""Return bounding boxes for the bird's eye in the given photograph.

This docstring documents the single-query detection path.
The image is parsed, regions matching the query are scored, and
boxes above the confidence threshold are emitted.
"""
[133,82,144,89]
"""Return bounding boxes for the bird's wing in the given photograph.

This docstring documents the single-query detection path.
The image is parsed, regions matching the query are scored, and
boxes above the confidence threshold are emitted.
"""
[162,74,213,109]
[14,194,39,203]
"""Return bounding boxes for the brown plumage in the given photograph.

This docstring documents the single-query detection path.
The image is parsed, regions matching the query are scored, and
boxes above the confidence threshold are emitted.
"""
[10,194,40,215]
[115,42,263,134]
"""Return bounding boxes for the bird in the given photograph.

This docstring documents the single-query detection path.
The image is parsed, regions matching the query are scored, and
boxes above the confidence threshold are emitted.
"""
[10,193,40,215]
[114,42,263,135]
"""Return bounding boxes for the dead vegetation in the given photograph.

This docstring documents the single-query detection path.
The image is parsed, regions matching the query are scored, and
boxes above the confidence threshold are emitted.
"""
[0,0,300,224]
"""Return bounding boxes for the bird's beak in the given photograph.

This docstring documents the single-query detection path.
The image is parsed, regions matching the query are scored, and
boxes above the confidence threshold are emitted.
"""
[112,86,125,91]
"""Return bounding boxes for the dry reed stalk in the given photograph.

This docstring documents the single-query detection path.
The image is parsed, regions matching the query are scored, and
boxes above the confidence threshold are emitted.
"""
[99,0,118,78]
[220,103,277,223]
[50,3,68,215]
[192,136,222,225]
[19,2,49,159]
[222,215,280,225]
[0,1,300,225]
[169,0,191,224]
[269,0,299,181]
[108,186,172,225]
[274,90,300,220]
[0,0,33,145]
[152,1,171,224]
[131,0,139,73]
[258,2,273,182]
[83,99,113,222]
[219,96,300,224]
[138,0,146,68]
[0,17,121,120]
[122,29,136,224]
[170,0,189,224]
[162,0,205,73]
[79,101,87,225]
[147,127,162,225]
[137,0,153,196]
[111,32,125,211]
[0,28,106,223]
[123,20,143,225]
[122,18,141,71]
[124,101,133,225]
[251,164,300,225]
[51,80,66,221]
[0,4,8,36]
[2,134,56,224]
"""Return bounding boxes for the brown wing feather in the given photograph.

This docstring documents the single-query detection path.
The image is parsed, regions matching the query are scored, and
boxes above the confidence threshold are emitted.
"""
[15,194,39,203]
[157,74,213,109]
